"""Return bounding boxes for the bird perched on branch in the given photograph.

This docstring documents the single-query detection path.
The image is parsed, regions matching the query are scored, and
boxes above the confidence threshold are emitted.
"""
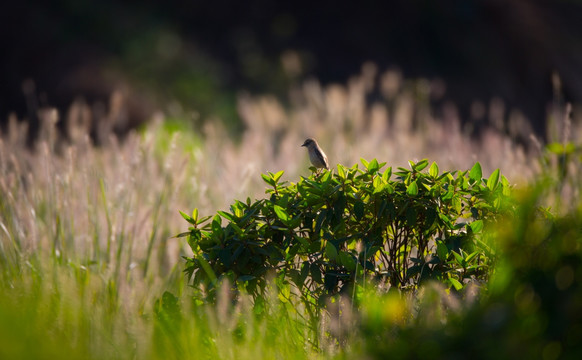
[301,138,329,173]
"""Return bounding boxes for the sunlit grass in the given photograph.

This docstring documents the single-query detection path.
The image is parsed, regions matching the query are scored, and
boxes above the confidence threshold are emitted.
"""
[1,66,580,358]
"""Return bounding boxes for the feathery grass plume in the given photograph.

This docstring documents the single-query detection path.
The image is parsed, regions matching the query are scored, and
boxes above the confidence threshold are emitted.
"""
[2,65,581,359]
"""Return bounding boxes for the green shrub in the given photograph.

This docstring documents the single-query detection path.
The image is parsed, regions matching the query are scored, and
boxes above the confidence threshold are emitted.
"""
[179,159,510,308]
[357,185,582,359]
[353,140,582,359]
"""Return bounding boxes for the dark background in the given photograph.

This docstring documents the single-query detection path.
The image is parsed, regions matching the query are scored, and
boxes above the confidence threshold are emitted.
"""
[1,0,582,138]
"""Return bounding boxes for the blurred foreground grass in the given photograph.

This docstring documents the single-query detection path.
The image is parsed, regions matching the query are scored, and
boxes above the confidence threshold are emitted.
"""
[1,69,581,359]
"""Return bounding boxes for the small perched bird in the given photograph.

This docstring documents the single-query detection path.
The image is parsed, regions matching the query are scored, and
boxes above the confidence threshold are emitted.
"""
[301,138,329,172]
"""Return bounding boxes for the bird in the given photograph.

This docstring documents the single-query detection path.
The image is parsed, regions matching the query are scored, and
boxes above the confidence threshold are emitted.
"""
[301,138,329,172]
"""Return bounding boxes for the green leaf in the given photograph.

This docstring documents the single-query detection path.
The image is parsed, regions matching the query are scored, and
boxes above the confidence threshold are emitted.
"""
[320,170,332,183]
[438,212,453,228]
[373,184,385,194]
[469,162,482,184]
[395,167,410,178]
[261,173,275,186]
[487,169,500,191]
[339,251,356,271]
[470,220,484,233]
[441,188,454,201]
[337,164,346,179]
[197,215,212,225]
[373,174,383,187]
[406,264,421,279]
[449,277,463,291]
[272,170,285,183]
[197,255,217,283]
[382,166,392,181]
[310,263,322,284]
[273,205,289,222]
[429,161,439,178]
[211,215,222,233]
[325,242,338,261]
[360,158,369,168]
[465,251,479,264]
[406,180,418,196]
[373,176,385,194]
[180,210,197,225]
[217,210,236,222]
[413,159,429,172]
[451,250,464,265]
[501,175,511,196]
[452,196,462,214]
[436,241,448,261]
[368,159,380,174]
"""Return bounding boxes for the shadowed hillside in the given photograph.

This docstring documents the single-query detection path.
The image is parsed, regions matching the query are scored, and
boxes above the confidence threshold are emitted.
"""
[1,0,581,140]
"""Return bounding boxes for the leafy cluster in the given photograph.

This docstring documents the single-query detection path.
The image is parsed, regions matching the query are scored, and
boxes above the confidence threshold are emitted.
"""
[179,159,510,306]
[359,184,582,359]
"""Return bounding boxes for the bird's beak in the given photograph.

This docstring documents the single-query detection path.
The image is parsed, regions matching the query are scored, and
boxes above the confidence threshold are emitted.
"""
[301,143,306,147]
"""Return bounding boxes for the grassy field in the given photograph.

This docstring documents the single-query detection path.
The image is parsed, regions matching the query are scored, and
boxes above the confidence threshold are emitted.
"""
[1,68,581,359]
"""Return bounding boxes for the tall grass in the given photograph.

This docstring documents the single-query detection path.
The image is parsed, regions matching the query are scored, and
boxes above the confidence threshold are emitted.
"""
[0,65,578,358]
